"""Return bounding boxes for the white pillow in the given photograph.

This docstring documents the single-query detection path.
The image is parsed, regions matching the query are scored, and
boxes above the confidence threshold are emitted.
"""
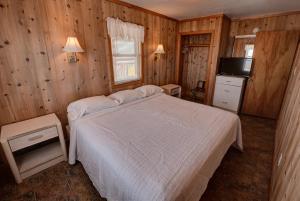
[67,96,118,121]
[109,90,143,104]
[134,85,163,97]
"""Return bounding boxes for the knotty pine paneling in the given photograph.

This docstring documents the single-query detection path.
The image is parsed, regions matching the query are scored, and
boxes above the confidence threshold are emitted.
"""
[181,46,209,97]
[270,43,300,201]
[103,0,177,90]
[0,0,177,128]
[181,34,211,97]
[232,38,255,57]
[227,12,300,56]
[178,15,230,104]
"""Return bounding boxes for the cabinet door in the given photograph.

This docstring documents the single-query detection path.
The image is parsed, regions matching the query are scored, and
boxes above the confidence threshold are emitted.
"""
[242,31,299,119]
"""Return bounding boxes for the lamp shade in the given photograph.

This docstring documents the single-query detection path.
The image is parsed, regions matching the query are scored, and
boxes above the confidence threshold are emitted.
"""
[63,37,84,52]
[154,44,165,54]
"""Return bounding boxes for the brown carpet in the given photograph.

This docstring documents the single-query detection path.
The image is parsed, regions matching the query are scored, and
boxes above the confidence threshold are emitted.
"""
[0,115,275,201]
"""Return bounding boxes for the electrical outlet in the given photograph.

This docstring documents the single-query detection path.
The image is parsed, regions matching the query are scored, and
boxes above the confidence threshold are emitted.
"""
[277,153,283,166]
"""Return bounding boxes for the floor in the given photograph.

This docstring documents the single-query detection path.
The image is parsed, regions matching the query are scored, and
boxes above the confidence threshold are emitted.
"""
[0,115,275,201]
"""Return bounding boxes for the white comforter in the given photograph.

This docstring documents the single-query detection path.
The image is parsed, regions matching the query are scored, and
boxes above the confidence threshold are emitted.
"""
[69,93,243,201]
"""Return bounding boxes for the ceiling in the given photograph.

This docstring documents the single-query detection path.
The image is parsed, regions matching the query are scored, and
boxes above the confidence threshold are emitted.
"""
[122,0,300,20]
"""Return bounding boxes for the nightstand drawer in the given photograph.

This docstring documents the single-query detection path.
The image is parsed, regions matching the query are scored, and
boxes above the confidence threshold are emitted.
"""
[9,126,58,152]
[171,87,180,95]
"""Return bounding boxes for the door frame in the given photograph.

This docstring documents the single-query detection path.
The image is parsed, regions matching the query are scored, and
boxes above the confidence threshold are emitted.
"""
[175,30,214,103]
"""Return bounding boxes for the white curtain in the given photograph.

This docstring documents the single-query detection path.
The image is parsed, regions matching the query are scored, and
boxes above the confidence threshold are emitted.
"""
[107,17,144,43]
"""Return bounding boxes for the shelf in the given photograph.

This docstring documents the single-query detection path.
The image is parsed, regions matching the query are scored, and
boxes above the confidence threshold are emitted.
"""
[16,141,63,173]
[184,44,210,47]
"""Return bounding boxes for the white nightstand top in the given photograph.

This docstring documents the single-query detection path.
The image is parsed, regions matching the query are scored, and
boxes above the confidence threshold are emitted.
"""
[1,114,61,142]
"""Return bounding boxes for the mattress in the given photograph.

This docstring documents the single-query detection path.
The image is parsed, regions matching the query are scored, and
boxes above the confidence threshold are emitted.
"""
[68,93,243,201]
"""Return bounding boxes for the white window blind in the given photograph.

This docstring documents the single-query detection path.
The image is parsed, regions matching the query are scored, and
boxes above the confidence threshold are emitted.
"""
[111,39,141,84]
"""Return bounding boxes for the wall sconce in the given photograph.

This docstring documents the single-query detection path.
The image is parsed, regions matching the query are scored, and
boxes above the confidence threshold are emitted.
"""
[63,36,84,63]
[154,44,165,60]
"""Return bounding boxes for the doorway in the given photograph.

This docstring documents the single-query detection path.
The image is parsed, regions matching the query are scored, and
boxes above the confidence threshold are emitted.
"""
[177,32,213,103]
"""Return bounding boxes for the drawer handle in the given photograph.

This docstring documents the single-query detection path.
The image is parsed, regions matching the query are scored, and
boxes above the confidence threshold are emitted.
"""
[224,89,230,93]
[222,101,228,104]
[28,135,43,141]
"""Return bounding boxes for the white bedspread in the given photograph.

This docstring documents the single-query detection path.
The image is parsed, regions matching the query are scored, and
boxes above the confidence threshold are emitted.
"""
[68,93,243,201]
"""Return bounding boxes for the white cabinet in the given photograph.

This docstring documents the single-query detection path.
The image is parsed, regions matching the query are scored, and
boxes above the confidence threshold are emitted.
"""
[0,114,67,183]
[213,75,246,113]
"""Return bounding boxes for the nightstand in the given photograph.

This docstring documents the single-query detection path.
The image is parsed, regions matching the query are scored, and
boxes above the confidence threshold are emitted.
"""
[0,114,67,183]
[161,84,182,98]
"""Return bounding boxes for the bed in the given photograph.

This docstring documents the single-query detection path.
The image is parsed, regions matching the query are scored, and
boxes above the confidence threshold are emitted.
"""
[68,90,243,201]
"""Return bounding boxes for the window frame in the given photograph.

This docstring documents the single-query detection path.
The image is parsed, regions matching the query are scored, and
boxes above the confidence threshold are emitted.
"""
[108,37,144,89]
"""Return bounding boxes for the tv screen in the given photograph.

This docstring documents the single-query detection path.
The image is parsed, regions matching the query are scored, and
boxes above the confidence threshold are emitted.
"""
[219,57,253,77]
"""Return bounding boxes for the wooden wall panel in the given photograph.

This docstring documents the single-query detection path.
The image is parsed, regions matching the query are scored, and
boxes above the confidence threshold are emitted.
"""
[0,0,177,128]
[181,46,209,96]
[177,15,230,104]
[232,38,255,57]
[270,43,300,201]
[180,34,210,97]
[228,12,300,55]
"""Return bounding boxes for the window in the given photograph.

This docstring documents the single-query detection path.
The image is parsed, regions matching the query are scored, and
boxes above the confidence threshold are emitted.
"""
[243,44,254,72]
[111,39,142,85]
[245,44,254,58]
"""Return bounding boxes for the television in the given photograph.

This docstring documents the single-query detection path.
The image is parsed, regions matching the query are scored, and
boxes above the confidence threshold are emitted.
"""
[218,57,253,77]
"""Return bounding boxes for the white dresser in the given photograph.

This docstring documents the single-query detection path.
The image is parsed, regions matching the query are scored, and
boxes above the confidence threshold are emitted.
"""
[0,114,67,183]
[213,75,246,113]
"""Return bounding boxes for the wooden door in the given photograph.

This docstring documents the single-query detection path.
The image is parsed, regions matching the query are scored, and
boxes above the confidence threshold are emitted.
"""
[242,31,299,119]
